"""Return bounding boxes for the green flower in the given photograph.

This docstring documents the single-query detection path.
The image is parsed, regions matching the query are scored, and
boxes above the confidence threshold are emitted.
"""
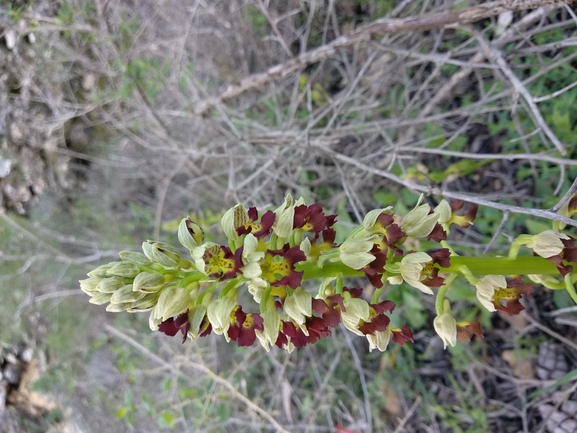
[339,238,375,270]
[366,327,392,352]
[283,288,312,335]
[401,194,439,238]
[399,252,434,295]
[255,310,281,352]
[433,312,457,349]
[207,297,237,339]
[529,230,570,258]
[340,298,370,336]
[475,275,506,313]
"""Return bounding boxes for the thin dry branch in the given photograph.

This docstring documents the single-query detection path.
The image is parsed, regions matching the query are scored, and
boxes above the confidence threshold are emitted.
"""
[195,0,570,115]
[472,29,567,155]
[394,3,560,148]
[313,144,577,229]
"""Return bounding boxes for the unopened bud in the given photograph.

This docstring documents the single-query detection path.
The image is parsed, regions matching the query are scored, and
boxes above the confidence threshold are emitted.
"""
[142,241,181,267]
[133,271,165,293]
[87,262,116,278]
[157,287,190,321]
[107,261,140,278]
[80,277,103,295]
[119,251,152,266]
[127,293,159,312]
[178,218,205,250]
[88,292,113,305]
[110,285,146,304]
[97,277,127,293]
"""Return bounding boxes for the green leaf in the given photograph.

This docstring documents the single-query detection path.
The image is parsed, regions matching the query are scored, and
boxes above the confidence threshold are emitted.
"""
[157,411,177,429]
[117,406,130,420]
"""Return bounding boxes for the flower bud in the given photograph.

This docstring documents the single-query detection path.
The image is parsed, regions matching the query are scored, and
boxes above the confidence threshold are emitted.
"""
[87,262,116,278]
[127,293,159,312]
[88,292,113,305]
[107,261,140,278]
[133,271,165,293]
[157,287,190,321]
[142,241,181,267]
[110,285,146,305]
[80,277,103,295]
[106,302,130,313]
[118,251,151,266]
[178,217,205,250]
[97,277,127,294]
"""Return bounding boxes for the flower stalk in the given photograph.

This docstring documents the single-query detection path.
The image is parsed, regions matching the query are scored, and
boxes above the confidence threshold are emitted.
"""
[81,193,577,352]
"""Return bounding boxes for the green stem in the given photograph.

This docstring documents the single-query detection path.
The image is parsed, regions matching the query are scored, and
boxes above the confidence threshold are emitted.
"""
[435,274,457,316]
[445,256,558,275]
[297,255,561,281]
[565,274,577,304]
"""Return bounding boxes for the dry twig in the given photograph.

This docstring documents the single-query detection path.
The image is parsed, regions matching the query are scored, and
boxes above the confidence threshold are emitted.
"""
[195,0,570,115]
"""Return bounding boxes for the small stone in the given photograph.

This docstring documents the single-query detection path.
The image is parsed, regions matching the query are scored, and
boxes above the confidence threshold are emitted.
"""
[4,31,17,50]
[82,73,96,91]
[5,352,18,365]
[9,123,25,143]
[20,347,33,363]
[3,364,22,385]
[0,158,11,178]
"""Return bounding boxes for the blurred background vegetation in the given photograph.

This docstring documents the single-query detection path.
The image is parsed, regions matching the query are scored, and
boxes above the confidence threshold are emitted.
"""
[1,0,577,432]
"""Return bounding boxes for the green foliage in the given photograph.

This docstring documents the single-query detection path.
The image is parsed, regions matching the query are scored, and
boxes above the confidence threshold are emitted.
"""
[117,56,168,101]
[245,5,266,34]
[56,1,74,25]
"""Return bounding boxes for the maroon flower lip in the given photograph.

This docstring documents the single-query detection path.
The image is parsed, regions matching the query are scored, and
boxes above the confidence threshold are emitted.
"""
[236,207,275,238]
[261,244,306,289]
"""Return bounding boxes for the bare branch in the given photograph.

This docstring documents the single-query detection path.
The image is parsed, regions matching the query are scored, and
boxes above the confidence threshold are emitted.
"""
[472,29,567,155]
[195,0,571,115]
[313,144,577,228]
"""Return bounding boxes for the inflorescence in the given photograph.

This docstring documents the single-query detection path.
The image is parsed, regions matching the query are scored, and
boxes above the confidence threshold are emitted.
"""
[80,194,577,352]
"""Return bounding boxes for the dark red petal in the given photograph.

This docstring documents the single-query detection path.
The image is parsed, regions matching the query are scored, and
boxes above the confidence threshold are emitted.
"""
[450,200,465,212]
[391,325,414,345]
[387,224,406,244]
[427,224,447,242]
[371,300,395,314]
[430,248,451,268]
[248,207,258,221]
